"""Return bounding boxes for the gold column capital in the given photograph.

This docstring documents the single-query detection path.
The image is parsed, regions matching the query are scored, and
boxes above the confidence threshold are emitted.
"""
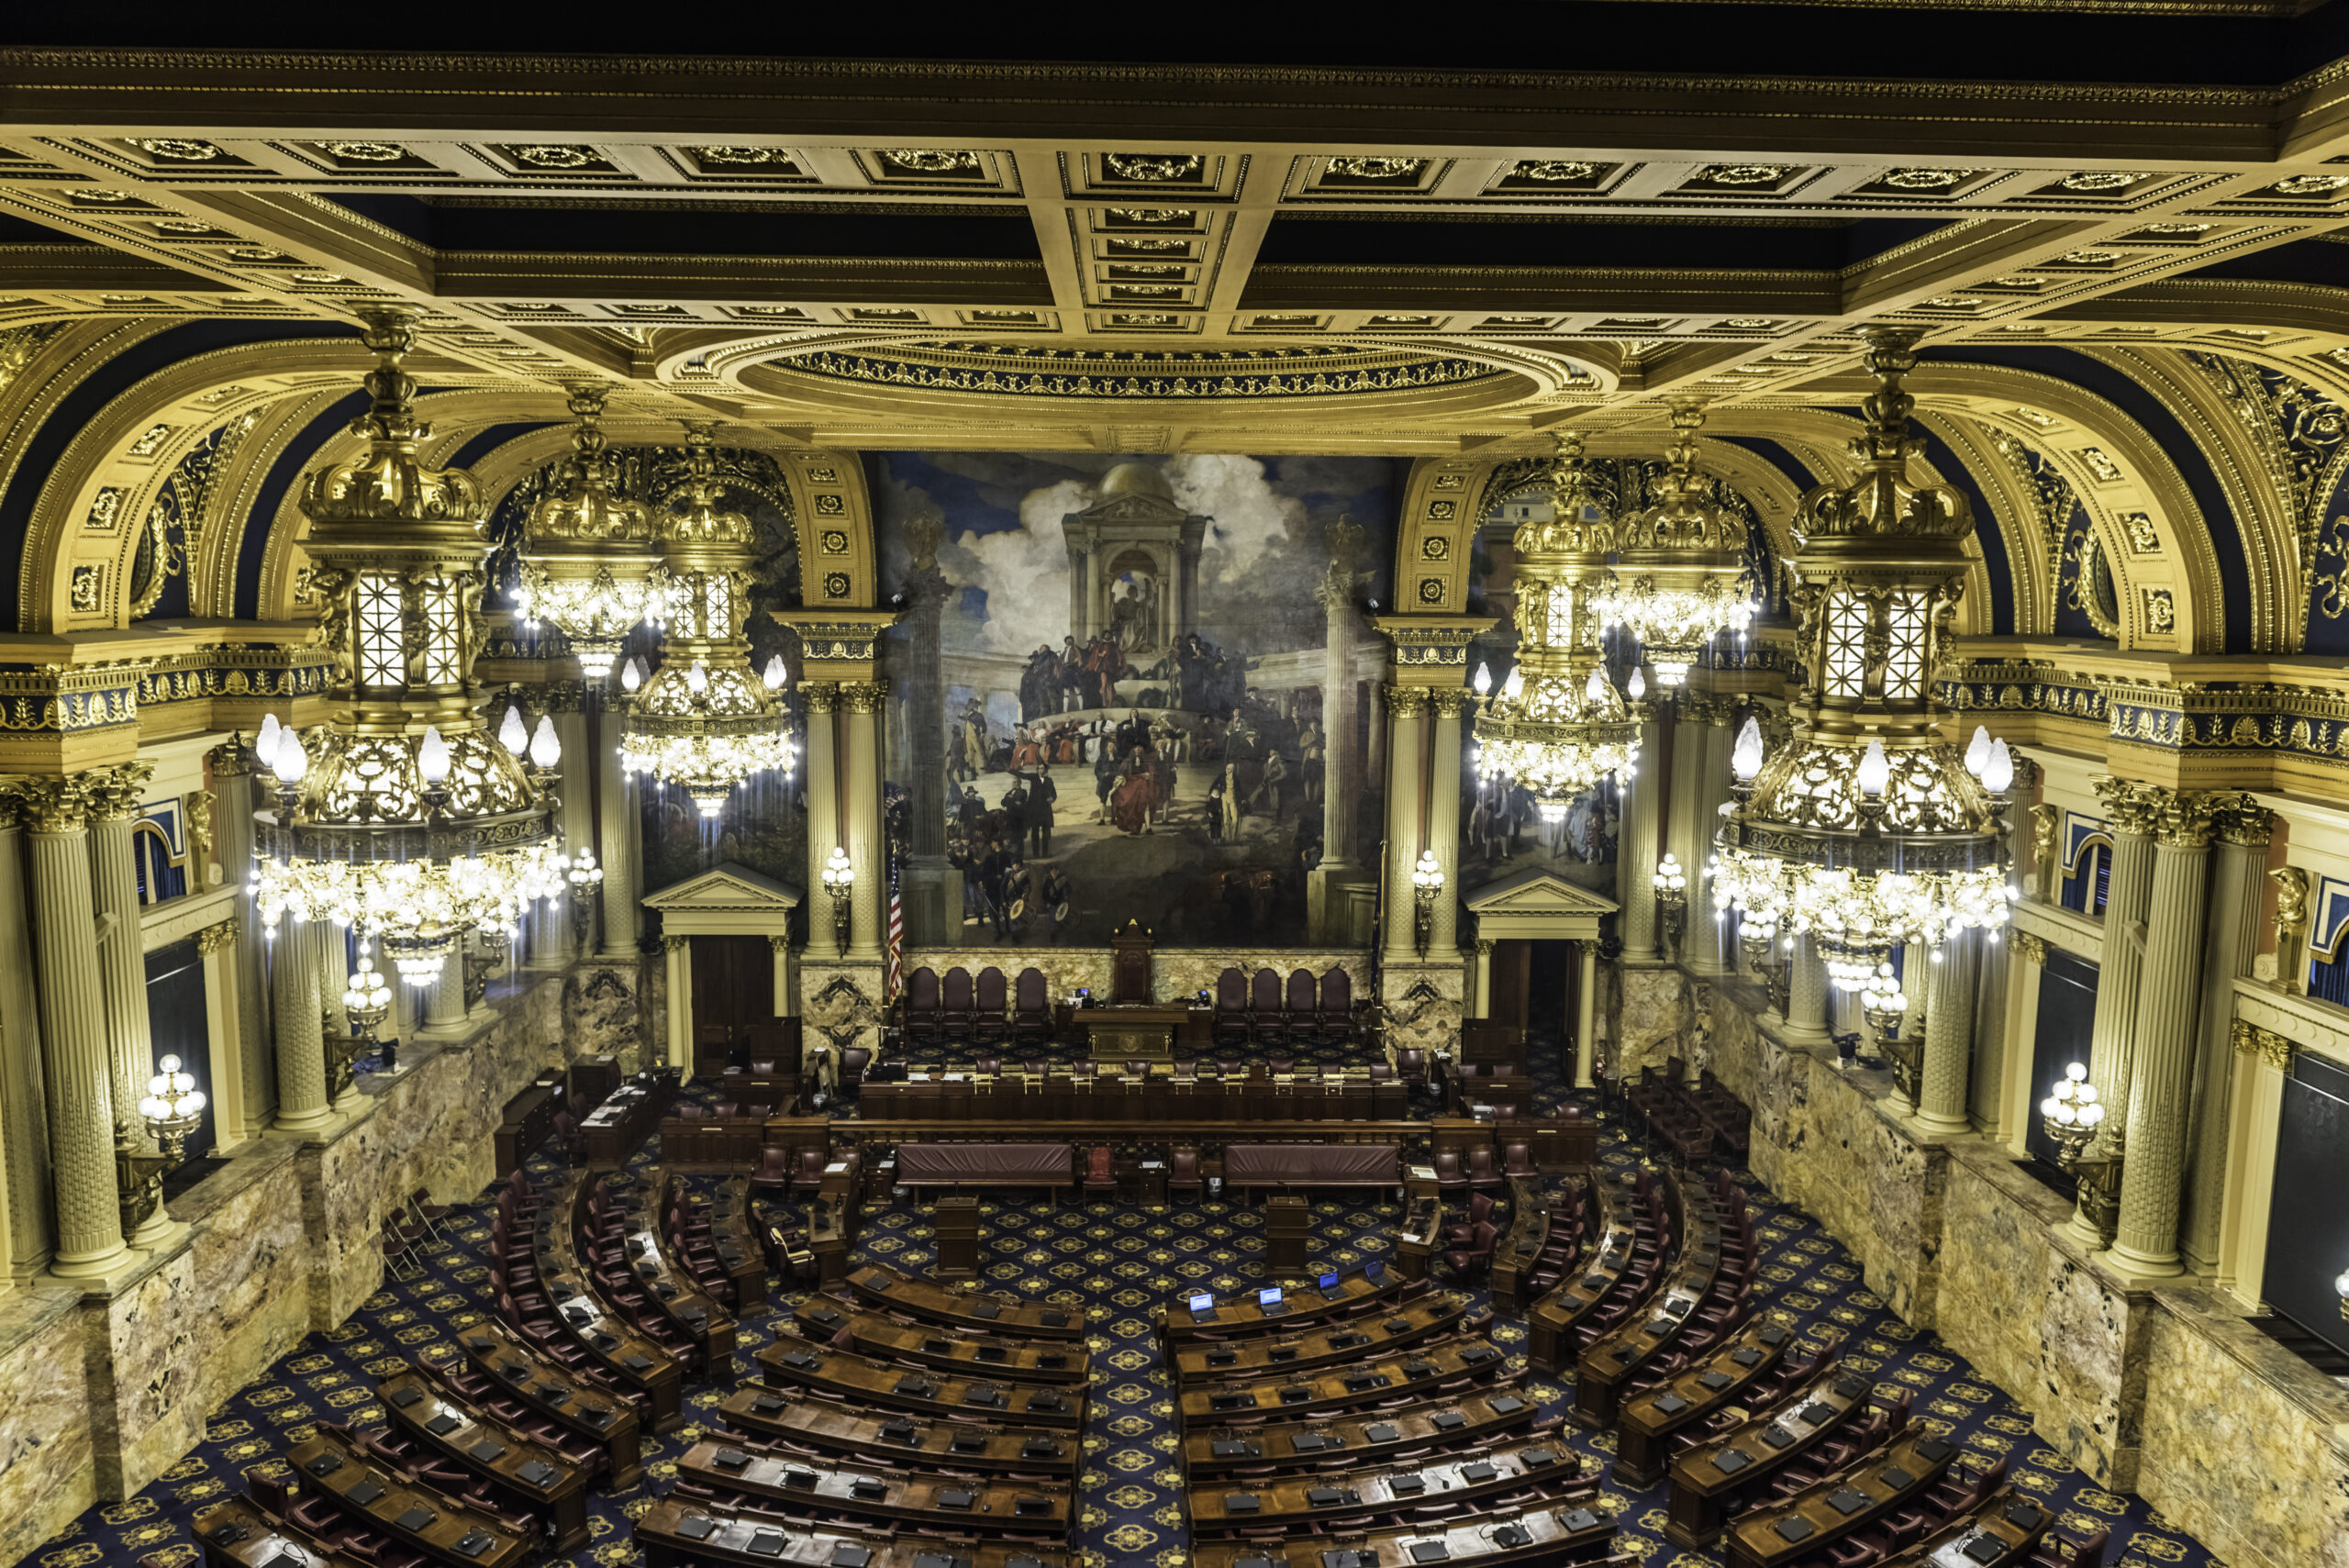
[206,736,262,778]
[1383,684,1430,719]
[2230,1017,2297,1073]
[1426,688,1477,721]
[16,775,92,834]
[2149,788,2222,850]
[662,933,689,953]
[2093,775,2162,839]
[195,919,240,954]
[2211,794,2274,849]
[2010,929,2049,965]
[801,682,841,716]
[838,679,891,714]
[83,760,156,822]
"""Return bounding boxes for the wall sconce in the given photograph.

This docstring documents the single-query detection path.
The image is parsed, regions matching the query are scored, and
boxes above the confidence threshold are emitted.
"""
[2041,1062,2123,1248]
[1653,852,1687,962]
[118,1053,208,1237]
[567,846,604,952]
[1410,849,1444,958]
[822,846,854,956]
[1861,961,1920,1104]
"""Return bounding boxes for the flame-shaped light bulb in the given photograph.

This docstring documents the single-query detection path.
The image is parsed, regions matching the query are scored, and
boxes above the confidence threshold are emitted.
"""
[1982,740,2014,794]
[1856,739,1889,797]
[530,717,562,769]
[498,705,529,754]
[417,725,451,785]
[1731,717,1765,782]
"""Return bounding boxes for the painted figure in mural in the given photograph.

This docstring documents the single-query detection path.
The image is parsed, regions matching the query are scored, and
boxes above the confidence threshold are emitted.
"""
[1221,762,1244,840]
[1110,747,1158,835]
[949,696,991,783]
[1039,866,1072,943]
[1298,718,1325,807]
[1023,768,1056,856]
[1204,772,1227,842]
[1093,743,1120,824]
[1019,647,1062,723]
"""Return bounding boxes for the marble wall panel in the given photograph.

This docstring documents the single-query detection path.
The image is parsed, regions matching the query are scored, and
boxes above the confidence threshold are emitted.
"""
[89,1249,201,1496]
[0,1292,91,1566]
[1613,963,1691,1077]
[802,961,885,1058]
[563,962,643,1073]
[1380,960,1464,1066]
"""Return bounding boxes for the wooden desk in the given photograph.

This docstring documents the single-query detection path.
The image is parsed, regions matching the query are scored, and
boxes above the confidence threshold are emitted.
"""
[1080,1003,1197,1059]
[1181,1384,1539,1476]
[494,1073,565,1182]
[1171,1296,1464,1385]
[1188,1504,1617,1568]
[568,1054,621,1107]
[1665,1366,1875,1548]
[376,1367,590,1551]
[935,1193,982,1280]
[533,1173,685,1431]
[850,1262,1089,1339]
[1882,1487,2056,1567]
[718,1386,1078,1479]
[759,1342,1087,1429]
[795,1301,1093,1384]
[1395,1195,1442,1282]
[1488,1175,1553,1313]
[809,1187,860,1284]
[452,1318,643,1487]
[1574,1181,1722,1428]
[678,1439,1073,1539]
[1175,1339,1507,1429]
[1613,1320,1794,1487]
[1528,1168,1634,1373]
[287,1429,529,1568]
[1188,1436,1592,1536]
[191,1497,359,1568]
[1724,1431,1963,1568]
[1160,1267,1400,1341]
[616,1177,739,1368]
[579,1073,677,1169]
[636,1497,1074,1568]
[704,1175,766,1314]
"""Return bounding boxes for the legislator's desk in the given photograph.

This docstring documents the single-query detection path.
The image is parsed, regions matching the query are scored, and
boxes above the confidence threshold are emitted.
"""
[1664,1366,1874,1548]
[1528,1168,1633,1373]
[453,1318,643,1486]
[1724,1431,1962,1568]
[1488,1175,1553,1313]
[1574,1179,1720,1428]
[534,1173,684,1430]
[287,1429,530,1568]
[1170,1294,1464,1385]
[569,1053,621,1107]
[849,1262,1090,1338]
[676,1440,1074,1539]
[376,1367,589,1551]
[636,1497,1074,1568]
[1175,1339,1507,1429]
[616,1176,738,1367]
[495,1073,565,1182]
[796,1301,1094,1383]
[1881,1487,2055,1567]
[579,1072,678,1169]
[706,1175,765,1313]
[1613,1320,1793,1487]
[718,1386,1078,1479]
[856,1068,1408,1125]
[191,1497,359,1568]
[1181,1385,1538,1477]
[759,1341,1087,1429]
[1188,1436,1592,1536]
[1187,1505,1618,1568]
[808,1191,857,1284]
[1080,1002,1198,1059]
[1160,1266,1401,1341]
[1395,1195,1442,1282]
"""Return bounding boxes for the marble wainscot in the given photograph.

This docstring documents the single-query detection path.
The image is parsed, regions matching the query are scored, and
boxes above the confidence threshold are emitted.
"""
[0,964,584,1558]
[1612,961,1693,1077]
[1380,958,1466,1067]
[800,959,885,1059]
[564,958,646,1073]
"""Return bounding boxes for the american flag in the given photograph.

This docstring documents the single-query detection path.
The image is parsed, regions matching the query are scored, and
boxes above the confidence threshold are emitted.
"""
[885,858,905,1002]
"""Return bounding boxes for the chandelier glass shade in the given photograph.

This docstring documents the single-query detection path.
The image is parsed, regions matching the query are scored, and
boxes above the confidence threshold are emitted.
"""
[250,308,570,982]
[513,387,670,678]
[1471,432,1639,823]
[1598,399,1756,684]
[1710,328,2011,967]
[618,425,796,817]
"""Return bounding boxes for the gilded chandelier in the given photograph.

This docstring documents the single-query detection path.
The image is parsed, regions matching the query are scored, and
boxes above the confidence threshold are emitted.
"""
[250,309,571,982]
[1471,432,1639,823]
[1598,400,1756,685]
[618,425,796,817]
[513,387,671,679]
[1710,328,2011,976]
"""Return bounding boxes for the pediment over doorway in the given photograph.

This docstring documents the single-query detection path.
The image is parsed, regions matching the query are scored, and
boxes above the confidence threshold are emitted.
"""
[1464,865,1619,940]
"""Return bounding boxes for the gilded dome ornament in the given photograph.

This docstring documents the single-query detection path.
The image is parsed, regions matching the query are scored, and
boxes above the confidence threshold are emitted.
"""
[2058,171,2143,192]
[1105,152,1204,182]
[882,149,981,175]
[514,386,671,682]
[1598,399,1756,687]
[315,141,407,162]
[1693,164,1791,185]
[1325,156,1426,181]
[507,144,599,169]
[1882,168,1973,189]
[1511,159,1599,183]
[130,138,223,161]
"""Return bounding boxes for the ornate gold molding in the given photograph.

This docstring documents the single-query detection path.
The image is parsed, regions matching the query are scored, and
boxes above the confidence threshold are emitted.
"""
[83,758,155,822]
[2094,775,2162,839]
[2212,795,2275,848]
[1383,684,1430,718]
[2272,865,2310,995]
[1426,688,1477,720]
[17,775,90,833]
[662,933,689,952]
[800,682,841,716]
[2010,929,2049,965]
[195,918,239,953]
[838,679,890,714]
[2231,1017,2297,1073]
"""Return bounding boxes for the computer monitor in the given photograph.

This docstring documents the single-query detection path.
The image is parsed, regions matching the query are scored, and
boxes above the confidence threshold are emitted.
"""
[1319,1272,1340,1290]
[1187,1294,1215,1315]
[1258,1287,1283,1308]
[1364,1260,1384,1278]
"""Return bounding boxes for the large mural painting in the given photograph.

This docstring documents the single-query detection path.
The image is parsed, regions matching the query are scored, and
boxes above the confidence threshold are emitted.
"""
[876,453,1402,948]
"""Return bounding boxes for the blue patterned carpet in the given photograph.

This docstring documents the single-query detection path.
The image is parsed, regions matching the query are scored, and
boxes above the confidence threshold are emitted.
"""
[32,1049,2222,1568]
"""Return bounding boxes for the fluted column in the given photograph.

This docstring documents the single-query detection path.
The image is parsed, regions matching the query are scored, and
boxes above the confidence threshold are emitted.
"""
[841,680,889,962]
[208,744,274,1129]
[1616,709,1664,961]
[803,683,841,937]
[1696,716,1738,975]
[1786,933,1830,1044]
[84,762,156,1142]
[22,780,129,1276]
[549,686,592,961]
[1425,690,1470,952]
[1379,685,1429,964]
[2181,799,2271,1273]
[1473,938,1494,1019]
[2111,792,2219,1276]
[596,711,640,960]
[272,917,331,1132]
[1574,940,1598,1087]
[1318,540,1363,884]
[2086,777,2159,1134]
[1916,931,1980,1134]
[1662,701,1710,962]
[423,958,468,1033]
[0,802,53,1275]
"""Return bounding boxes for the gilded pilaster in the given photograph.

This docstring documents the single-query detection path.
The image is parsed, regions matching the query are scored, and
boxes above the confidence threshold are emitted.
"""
[1424,689,1472,952]
[1379,684,1429,965]
[1917,930,1979,1135]
[1616,709,1664,961]
[84,761,156,1141]
[840,680,889,962]
[2111,791,2221,1276]
[2182,798,2272,1273]
[0,795,52,1274]
[21,778,128,1276]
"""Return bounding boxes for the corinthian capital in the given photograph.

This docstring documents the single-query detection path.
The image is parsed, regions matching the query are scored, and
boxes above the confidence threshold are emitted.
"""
[2149,787,2221,850]
[2092,775,2162,839]
[16,776,92,833]
[800,682,841,716]
[1383,684,1430,719]
[2210,793,2273,849]
[83,760,156,822]
[839,680,891,714]
[1426,688,1477,720]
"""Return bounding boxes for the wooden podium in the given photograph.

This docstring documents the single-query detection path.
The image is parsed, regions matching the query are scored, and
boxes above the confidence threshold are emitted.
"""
[934,1195,982,1281]
[1264,1195,1309,1275]
[1110,919,1153,1002]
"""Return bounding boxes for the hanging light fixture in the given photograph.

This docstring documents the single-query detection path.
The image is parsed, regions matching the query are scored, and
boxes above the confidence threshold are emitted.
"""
[619,423,796,817]
[250,308,571,984]
[1599,398,1756,685]
[1710,328,2013,978]
[512,387,670,680]
[1472,431,1640,823]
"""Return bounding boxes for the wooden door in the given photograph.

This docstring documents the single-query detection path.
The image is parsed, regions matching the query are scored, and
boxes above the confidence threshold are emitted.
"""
[1487,940,1531,1029]
[690,935,774,1073]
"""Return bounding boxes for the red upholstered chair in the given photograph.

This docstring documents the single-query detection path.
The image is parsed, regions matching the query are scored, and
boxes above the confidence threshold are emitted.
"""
[791,1148,829,1195]
[1397,1049,1428,1088]
[1464,1147,1503,1194]
[1446,1191,1496,1247]
[1083,1146,1118,1204]
[840,1046,872,1093]
[1168,1148,1204,1202]
[975,966,1009,1041]
[1213,968,1250,1045]
[1249,966,1285,1042]
[1433,1151,1467,1197]
[750,1144,796,1197]
[941,967,976,1040]
[1011,967,1051,1044]
[906,967,942,1041]
[1501,1141,1535,1178]
[1317,965,1353,1043]
[1286,968,1317,1038]
[1442,1220,1497,1276]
